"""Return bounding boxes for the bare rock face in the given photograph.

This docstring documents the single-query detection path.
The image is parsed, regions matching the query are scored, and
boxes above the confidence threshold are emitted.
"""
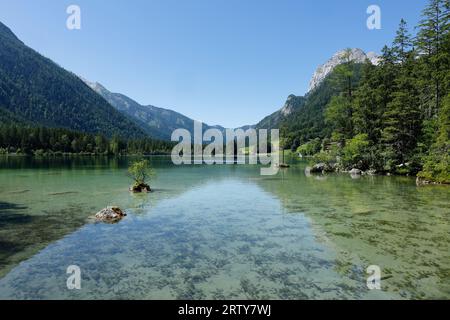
[280,95,298,116]
[95,206,127,223]
[308,48,380,93]
[366,51,381,65]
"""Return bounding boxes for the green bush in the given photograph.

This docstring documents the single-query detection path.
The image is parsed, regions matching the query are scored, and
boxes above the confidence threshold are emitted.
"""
[341,134,370,170]
[418,94,450,184]
[312,143,339,168]
[128,159,155,186]
[34,149,45,156]
[296,138,321,156]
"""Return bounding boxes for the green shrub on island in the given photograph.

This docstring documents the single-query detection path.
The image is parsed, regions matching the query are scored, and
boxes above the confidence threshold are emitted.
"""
[128,159,155,192]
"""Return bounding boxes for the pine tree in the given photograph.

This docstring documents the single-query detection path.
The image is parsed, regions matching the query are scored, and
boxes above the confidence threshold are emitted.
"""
[381,21,422,171]
[418,93,450,183]
[325,49,358,140]
[325,95,353,141]
[416,0,450,117]
[353,62,384,145]
[352,45,399,171]
[382,54,421,169]
[392,19,413,63]
[330,48,357,100]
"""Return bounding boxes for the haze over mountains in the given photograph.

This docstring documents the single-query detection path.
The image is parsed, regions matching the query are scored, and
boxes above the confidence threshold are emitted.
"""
[82,79,226,140]
[0,20,378,142]
[83,47,379,137]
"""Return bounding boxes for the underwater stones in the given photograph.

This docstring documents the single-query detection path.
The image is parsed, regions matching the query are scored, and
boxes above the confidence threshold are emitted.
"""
[95,206,126,223]
[130,183,151,193]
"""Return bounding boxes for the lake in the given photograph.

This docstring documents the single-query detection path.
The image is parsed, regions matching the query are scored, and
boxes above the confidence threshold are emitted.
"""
[0,156,448,299]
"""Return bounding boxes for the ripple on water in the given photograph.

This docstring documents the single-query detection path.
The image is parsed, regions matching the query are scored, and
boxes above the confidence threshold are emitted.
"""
[0,157,448,299]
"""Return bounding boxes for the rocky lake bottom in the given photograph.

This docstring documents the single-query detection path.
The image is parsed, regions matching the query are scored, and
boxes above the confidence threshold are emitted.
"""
[0,156,448,299]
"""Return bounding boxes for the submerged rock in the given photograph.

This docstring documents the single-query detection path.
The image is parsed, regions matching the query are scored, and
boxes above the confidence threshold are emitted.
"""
[305,166,312,177]
[416,176,440,186]
[350,173,361,180]
[95,206,127,223]
[310,163,327,173]
[130,183,151,193]
[309,162,335,174]
[349,168,362,175]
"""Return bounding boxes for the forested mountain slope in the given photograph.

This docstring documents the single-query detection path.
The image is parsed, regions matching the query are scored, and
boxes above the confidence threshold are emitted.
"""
[0,21,146,139]
[84,80,226,140]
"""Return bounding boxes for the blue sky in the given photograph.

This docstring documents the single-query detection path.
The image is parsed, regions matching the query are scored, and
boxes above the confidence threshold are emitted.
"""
[0,0,427,128]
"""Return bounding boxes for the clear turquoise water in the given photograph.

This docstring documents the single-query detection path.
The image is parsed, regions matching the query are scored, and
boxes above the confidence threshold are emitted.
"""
[0,156,448,299]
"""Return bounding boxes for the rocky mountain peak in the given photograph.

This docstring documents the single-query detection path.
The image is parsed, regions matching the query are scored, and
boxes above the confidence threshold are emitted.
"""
[280,94,300,116]
[307,48,379,93]
[82,78,108,95]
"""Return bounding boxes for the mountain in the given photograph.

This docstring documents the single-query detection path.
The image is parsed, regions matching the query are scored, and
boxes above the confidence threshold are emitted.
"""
[256,95,306,130]
[0,20,378,144]
[282,62,363,144]
[83,80,227,140]
[255,48,377,132]
[0,21,147,139]
[308,48,379,92]
[0,106,27,125]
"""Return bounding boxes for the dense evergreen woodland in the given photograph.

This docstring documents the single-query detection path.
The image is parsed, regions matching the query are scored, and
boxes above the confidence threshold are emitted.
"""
[0,22,147,139]
[286,0,449,183]
[0,125,174,155]
[0,0,448,183]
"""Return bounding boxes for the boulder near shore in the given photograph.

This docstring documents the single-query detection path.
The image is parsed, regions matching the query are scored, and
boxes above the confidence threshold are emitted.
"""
[95,206,127,223]
[308,163,335,174]
[349,168,362,175]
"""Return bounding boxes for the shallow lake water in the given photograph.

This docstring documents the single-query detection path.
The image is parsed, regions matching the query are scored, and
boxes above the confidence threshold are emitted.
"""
[0,156,448,299]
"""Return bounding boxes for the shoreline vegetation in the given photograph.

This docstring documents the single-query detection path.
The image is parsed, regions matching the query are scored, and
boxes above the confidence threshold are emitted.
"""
[128,159,153,193]
[1,0,448,185]
[0,151,172,156]
[0,124,175,156]
[284,1,449,185]
[1,149,448,186]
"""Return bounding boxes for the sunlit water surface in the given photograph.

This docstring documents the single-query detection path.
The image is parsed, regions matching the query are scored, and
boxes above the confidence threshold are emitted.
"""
[0,156,448,299]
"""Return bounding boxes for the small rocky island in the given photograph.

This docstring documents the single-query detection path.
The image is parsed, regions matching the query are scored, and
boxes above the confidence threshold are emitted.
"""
[128,159,154,193]
[129,182,151,193]
[95,206,127,223]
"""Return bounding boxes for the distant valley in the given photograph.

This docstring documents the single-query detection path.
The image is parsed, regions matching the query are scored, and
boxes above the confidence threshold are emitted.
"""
[0,19,378,144]
[82,80,227,141]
